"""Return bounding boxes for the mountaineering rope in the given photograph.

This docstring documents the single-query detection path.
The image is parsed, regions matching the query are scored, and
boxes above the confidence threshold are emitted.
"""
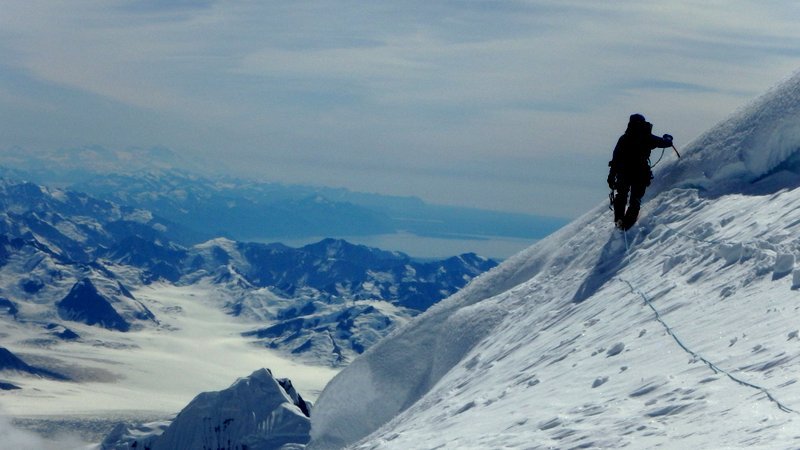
[617,228,796,414]
[648,147,667,169]
[620,278,796,414]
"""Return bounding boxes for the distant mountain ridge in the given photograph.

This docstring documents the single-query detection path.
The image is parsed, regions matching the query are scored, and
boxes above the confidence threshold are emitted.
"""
[0,177,497,365]
[0,146,567,245]
[0,179,190,257]
[182,237,496,311]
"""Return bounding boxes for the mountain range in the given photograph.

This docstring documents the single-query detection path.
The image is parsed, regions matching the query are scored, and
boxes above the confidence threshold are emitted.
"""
[0,148,567,246]
[0,170,503,445]
[0,177,497,369]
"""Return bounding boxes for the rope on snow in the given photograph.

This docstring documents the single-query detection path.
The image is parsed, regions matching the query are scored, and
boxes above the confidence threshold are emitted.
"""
[611,212,796,413]
[619,277,796,414]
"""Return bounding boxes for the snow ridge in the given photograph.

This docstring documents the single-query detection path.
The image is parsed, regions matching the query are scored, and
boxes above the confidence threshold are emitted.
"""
[652,69,800,196]
[309,71,800,449]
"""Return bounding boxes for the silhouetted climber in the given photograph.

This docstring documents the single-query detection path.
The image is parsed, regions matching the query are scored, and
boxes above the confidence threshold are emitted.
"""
[607,114,673,230]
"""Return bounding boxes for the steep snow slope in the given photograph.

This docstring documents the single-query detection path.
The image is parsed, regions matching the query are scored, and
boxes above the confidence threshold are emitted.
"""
[309,70,800,449]
[651,70,800,197]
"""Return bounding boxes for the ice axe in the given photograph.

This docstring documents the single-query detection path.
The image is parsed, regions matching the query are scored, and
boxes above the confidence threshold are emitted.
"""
[662,134,680,159]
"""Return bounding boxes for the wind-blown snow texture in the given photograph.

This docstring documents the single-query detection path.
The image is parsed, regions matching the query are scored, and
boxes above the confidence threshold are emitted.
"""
[310,70,800,449]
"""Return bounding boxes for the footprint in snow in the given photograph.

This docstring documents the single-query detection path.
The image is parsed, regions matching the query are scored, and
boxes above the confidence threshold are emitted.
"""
[646,404,691,418]
[539,418,562,430]
[606,342,625,357]
[454,401,476,415]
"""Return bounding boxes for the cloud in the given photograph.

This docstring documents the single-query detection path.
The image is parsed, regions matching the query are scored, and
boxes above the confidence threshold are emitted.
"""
[1,0,800,216]
[620,79,728,95]
[2,1,789,120]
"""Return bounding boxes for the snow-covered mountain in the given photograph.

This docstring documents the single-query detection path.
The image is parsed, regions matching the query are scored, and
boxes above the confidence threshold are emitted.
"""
[183,237,496,313]
[101,368,312,450]
[0,346,68,381]
[0,233,159,335]
[308,71,800,449]
[0,180,176,262]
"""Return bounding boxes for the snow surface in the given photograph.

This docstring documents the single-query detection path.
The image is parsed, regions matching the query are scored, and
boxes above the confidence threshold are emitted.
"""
[309,70,800,449]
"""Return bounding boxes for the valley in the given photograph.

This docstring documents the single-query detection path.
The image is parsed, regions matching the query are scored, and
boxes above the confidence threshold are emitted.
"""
[3,283,338,442]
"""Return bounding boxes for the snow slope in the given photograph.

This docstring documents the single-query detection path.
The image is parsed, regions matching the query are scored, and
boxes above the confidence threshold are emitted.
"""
[309,70,800,449]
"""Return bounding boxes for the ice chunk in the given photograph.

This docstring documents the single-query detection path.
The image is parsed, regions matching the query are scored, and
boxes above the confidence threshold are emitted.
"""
[773,253,795,279]
[606,342,625,357]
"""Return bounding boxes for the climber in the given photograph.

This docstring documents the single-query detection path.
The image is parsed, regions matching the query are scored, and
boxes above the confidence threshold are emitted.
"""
[607,113,673,231]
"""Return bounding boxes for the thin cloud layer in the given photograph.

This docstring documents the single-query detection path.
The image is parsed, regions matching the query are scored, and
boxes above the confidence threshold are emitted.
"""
[1,1,799,216]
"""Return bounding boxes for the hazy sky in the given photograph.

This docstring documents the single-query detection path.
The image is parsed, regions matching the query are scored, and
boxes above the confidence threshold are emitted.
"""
[1,1,799,217]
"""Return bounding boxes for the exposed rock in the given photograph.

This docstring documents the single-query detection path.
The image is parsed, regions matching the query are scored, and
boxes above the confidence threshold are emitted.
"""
[0,346,69,381]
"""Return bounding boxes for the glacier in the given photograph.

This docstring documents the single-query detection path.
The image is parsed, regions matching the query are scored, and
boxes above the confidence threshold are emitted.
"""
[309,70,800,449]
